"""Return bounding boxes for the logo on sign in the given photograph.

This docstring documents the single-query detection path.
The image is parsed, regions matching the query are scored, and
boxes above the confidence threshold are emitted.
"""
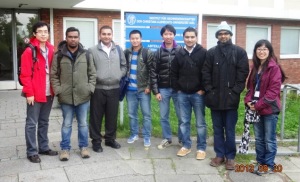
[127,14,136,25]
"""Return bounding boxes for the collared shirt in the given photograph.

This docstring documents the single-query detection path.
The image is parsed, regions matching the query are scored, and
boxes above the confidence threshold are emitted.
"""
[184,44,196,54]
[101,41,112,57]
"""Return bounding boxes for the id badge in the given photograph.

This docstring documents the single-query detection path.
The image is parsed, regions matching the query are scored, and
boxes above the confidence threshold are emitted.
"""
[254,91,260,98]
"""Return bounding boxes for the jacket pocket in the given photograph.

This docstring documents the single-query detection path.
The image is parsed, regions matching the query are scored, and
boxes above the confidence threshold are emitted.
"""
[205,89,217,108]
[227,88,240,108]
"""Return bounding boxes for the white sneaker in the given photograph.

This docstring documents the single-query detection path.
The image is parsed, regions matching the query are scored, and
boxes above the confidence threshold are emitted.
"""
[157,139,172,150]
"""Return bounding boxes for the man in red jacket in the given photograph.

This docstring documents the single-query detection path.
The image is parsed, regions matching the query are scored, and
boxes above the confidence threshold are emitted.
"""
[20,21,58,163]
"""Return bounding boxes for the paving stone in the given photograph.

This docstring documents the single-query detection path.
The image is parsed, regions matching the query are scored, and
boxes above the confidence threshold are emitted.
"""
[173,158,219,174]
[64,160,135,182]
[228,170,287,182]
[83,147,122,164]
[0,146,17,160]
[0,129,16,138]
[0,175,18,182]
[0,122,25,130]
[284,172,300,182]
[125,159,154,175]
[0,136,25,148]
[19,168,69,182]
[153,159,176,175]
[94,175,154,182]
[199,174,224,182]
[155,174,201,182]
[0,158,41,176]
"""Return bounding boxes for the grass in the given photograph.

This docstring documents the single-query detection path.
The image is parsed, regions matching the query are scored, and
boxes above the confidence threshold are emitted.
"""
[116,91,300,140]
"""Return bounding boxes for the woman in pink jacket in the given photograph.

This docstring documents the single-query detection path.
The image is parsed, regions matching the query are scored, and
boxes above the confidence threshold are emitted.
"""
[244,39,286,175]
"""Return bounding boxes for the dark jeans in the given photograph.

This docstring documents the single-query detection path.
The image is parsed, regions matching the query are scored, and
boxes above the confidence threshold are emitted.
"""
[211,109,238,159]
[25,96,53,157]
[89,88,119,146]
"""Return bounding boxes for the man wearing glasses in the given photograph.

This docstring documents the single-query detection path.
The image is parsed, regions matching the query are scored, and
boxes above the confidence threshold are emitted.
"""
[202,21,249,170]
[20,21,58,163]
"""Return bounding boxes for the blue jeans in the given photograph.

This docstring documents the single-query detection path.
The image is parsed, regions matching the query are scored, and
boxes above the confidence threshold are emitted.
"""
[178,92,206,150]
[126,91,152,138]
[158,88,183,141]
[253,114,278,169]
[60,101,90,150]
[211,109,238,159]
[25,96,53,156]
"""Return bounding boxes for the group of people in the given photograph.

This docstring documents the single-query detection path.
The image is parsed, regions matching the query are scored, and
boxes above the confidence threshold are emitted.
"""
[20,20,285,175]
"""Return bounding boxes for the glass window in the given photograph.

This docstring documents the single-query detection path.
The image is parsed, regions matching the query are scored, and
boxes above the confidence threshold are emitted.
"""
[63,18,98,49]
[113,19,121,45]
[280,28,300,56]
[207,23,236,50]
[246,26,270,56]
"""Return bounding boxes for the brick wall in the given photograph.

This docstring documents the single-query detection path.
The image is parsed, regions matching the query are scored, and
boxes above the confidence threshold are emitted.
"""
[39,9,300,84]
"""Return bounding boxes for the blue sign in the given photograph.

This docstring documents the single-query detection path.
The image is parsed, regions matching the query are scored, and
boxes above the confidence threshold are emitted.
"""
[125,12,198,51]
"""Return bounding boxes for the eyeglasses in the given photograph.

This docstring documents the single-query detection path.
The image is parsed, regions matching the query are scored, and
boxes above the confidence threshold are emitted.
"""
[36,30,49,34]
[256,48,269,52]
[218,32,230,36]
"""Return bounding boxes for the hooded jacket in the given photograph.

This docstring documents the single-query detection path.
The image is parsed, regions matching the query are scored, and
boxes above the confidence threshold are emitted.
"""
[150,40,181,95]
[50,41,96,106]
[202,40,249,110]
[171,44,207,94]
[244,59,282,115]
[20,37,54,102]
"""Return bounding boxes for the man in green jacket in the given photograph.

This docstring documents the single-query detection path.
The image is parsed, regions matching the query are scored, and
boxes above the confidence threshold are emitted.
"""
[51,27,96,161]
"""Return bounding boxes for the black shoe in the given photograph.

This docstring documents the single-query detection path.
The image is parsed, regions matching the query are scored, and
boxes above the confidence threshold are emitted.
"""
[92,145,103,153]
[27,155,41,163]
[38,149,58,156]
[105,140,121,149]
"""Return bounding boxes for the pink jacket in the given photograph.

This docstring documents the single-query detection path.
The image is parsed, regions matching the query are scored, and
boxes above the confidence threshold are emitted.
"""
[244,59,282,115]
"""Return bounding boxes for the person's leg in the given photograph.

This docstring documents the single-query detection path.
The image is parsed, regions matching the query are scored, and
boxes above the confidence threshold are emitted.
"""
[37,96,53,152]
[89,89,105,148]
[104,88,119,141]
[139,92,152,142]
[75,101,90,149]
[25,102,42,157]
[178,92,192,149]
[262,114,278,169]
[192,93,207,151]
[126,91,139,140]
[172,89,183,143]
[211,110,225,158]
[224,109,238,160]
[60,103,75,151]
[158,88,172,141]
[253,117,266,165]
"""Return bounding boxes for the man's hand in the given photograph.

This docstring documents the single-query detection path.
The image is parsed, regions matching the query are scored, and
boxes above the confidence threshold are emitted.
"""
[26,96,35,105]
[155,93,162,101]
[144,88,151,94]
[197,90,205,95]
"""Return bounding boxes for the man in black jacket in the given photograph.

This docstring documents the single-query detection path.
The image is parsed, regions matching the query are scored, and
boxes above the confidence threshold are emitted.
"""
[171,27,207,160]
[202,21,249,170]
[150,24,183,149]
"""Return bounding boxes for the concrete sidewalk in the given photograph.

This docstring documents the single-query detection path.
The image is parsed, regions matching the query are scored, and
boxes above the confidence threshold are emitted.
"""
[0,90,299,182]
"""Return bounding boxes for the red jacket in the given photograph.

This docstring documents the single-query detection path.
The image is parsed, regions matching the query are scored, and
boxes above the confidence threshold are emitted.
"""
[244,59,282,115]
[20,37,54,102]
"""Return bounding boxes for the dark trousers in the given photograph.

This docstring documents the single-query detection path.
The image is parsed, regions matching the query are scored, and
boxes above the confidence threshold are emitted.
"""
[25,96,53,156]
[89,88,119,146]
[211,109,238,160]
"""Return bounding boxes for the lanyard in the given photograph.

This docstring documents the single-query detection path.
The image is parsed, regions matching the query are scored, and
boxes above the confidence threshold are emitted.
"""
[255,73,261,91]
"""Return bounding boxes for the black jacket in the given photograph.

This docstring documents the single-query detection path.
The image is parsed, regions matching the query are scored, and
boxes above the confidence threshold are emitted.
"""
[150,44,181,95]
[202,40,249,110]
[171,44,207,94]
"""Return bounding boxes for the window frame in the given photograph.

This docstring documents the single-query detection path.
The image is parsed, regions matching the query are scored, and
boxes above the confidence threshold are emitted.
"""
[206,23,236,50]
[63,17,98,48]
[280,26,300,59]
[246,25,271,58]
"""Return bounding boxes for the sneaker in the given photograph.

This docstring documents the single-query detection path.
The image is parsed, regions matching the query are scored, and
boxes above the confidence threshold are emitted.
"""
[196,150,206,160]
[177,147,191,157]
[80,147,90,159]
[144,138,151,147]
[59,150,70,161]
[127,135,139,144]
[157,139,172,150]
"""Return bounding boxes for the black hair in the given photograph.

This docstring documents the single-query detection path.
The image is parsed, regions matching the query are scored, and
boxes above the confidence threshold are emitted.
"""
[100,25,113,34]
[32,21,50,34]
[251,39,286,83]
[160,24,176,36]
[183,27,197,37]
[129,30,142,38]
[65,27,80,37]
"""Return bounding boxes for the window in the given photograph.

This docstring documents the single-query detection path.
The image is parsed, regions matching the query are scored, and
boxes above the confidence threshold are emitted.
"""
[280,27,300,58]
[207,23,236,50]
[246,26,270,57]
[113,19,121,45]
[63,18,98,49]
